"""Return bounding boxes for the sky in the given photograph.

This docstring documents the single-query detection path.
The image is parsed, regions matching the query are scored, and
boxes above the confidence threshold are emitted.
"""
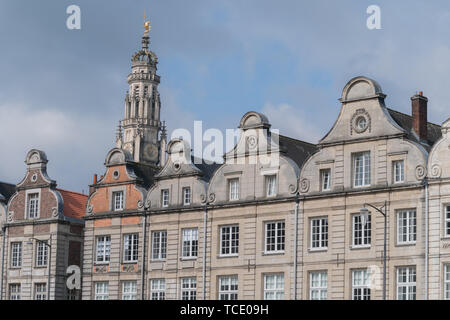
[1,0,450,193]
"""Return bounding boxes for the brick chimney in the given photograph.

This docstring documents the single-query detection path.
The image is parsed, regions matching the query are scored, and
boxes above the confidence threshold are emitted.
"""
[411,91,428,141]
[89,174,98,196]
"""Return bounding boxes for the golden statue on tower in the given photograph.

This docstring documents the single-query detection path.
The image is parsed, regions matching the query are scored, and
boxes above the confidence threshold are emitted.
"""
[144,12,151,34]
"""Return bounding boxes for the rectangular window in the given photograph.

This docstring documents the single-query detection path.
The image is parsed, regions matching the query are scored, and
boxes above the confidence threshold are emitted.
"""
[353,152,371,187]
[310,217,328,250]
[228,179,239,201]
[397,267,416,300]
[9,284,20,300]
[352,269,371,300]
[218,276,238,300]
[353,213,371,247]
[264,274,284,300]
[112,191,124,211]
[122,281,137,300]
[182,228,198,258]
[152,231,167,260]
[320,169,331,191]
[220,225,239,256]
[397,210,417,244]
[123,234,139,262]
[445,264,450,300]
[36,241,48,267]
[445,206,450,237]
[11,242,22,268]
[310,271,327,300]
[265,221,285,253]
[96,235,111,263]
[28,193,39,218]
[266,175,277,197]
[34,283,47,300]
[95,282,109,300]
[161,189,169,207]
[183,187,191,206]
[393,160,405,183]
[150,279,165,300]
[181,277,196,300]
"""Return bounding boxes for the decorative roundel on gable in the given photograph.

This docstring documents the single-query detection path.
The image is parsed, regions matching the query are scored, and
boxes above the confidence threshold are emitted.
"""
[351,109,371,134]
[31,173,38,182]
[246,135,258,150]
[173,162,181,172]
[112,170,120,180]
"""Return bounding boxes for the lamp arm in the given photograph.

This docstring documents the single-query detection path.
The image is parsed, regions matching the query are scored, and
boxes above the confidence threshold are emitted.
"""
[364,203,386,216]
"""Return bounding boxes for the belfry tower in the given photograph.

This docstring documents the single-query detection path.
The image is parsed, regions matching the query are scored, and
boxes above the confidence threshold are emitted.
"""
[116,17,166,167]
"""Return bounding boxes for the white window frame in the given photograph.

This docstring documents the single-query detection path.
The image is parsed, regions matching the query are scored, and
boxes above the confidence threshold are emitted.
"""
[181,277,196,300]
[445,264,450,300]
[123,234,139,263]
[112,191,124,211]
[122,281,137,300]
[36,241,48,267]
[264,221,285,253]
[265,175,277,197]
[25,190,40,219]
[9,284,21,300]
[445,205,450,237]
[11,242,22,268]
[150,279,166,300]
[228,178,239,201]
[320,169,331,191]
[264,273,284,300]
[393,160,405,184]
[220,225,239,257]
[95,282,109,300]
[309,271,327,300]
[352,213,371,248]
[397,266,416,300]
[34,283,47,300]
[182,228,198,258]
[353,152,371,187]
[218,276,238,300]
[95,235,111,263]
[397,210,417,245]
[161,189,169,207]
[310,217,328,250]
[352,269,371,300]
[152,231,167,260]
[183,187,191,206]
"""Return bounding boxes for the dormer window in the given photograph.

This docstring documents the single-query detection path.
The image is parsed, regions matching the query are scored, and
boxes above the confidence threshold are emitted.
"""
[228,179,239,201]
[265,175,277,197]
[353,152,371,187]
[113,191,124,211]
[393,160,405,184]
[320,169,331,191]
[27,193,40,219]
[162,189,169,207]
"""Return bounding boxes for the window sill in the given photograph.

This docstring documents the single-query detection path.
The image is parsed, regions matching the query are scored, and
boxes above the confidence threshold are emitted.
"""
[122,261,138,264]
[218,254,239,259]
[150,259,166,262]
[396,242,416,247]
[34,265,48,269]
[262,251,285,256]
[350,245,371,250]
[309,248,328,252]
[94,262,110,265]
[9,267,21,270]
[180,257,197,261]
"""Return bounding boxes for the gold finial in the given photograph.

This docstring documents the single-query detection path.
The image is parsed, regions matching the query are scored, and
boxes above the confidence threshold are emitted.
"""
[143,11,151,34]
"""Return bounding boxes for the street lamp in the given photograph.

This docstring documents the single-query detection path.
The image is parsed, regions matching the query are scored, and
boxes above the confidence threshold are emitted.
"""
[27,234,52,300]
[360,201,387,300]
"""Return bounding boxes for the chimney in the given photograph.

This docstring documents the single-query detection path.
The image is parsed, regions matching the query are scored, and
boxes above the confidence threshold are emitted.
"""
[89,174,98,196]
[411,91,428,141]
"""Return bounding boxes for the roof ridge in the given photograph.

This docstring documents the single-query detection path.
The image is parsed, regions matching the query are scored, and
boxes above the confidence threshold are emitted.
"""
[277,134,317,147]
[56,188,88,198]
[387,107,441,128]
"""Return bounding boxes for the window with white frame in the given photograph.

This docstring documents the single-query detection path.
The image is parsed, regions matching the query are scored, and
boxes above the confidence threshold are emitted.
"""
[152,231,167,260]
[11,242,22,268]
[161,189,169,207]
[264,274,284,300]
[150,279,165,300]
[27,193,39,219]
[393,160,405,184]
[352,269,371,300]
[265,221,285,253]
[353,152,371,187]
[310,271,327,300]
[265,175,277,197]
[112,191,124,211]
[353,213,371,247]
[96,235,111,263]
[218,276,238,300]
[122,281,137,300]
[95,282,109,300]
[123,234,139,262]
[445,206,450,237]
[183,187,191,206]
[320,169,331,191]
[220,225,239,256]
[397,266,416,300]
[34,283,47,300]
[36,241,48,267]
[181,277,196,300]
[9,284,20,300]
[182,228,198,258]
[310,217,328,250]
[397,210,416,244]
[445,264,450,300]
[228,179,239,201]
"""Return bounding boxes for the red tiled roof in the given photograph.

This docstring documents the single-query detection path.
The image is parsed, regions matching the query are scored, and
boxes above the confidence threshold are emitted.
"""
[57,189,88,219]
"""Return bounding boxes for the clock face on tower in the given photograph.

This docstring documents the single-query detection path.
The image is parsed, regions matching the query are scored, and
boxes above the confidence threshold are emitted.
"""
[123,142,133,155]
[144,144,159,162]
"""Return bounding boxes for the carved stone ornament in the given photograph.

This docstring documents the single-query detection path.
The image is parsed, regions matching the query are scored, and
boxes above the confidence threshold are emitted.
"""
[52,207,59,218]
[246,135,258,150]
[208,193,216,203]
[300,179,310,193]
[7,211,14,222]
[137,200,144,209]
[94,265,108,273]
[351,109,371,135]
[289,184,298,194]
[415,165,427,180]
[145,197,151,209]
[200,194,206,203]
[87,205,93,215]
[431,164,442,178]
